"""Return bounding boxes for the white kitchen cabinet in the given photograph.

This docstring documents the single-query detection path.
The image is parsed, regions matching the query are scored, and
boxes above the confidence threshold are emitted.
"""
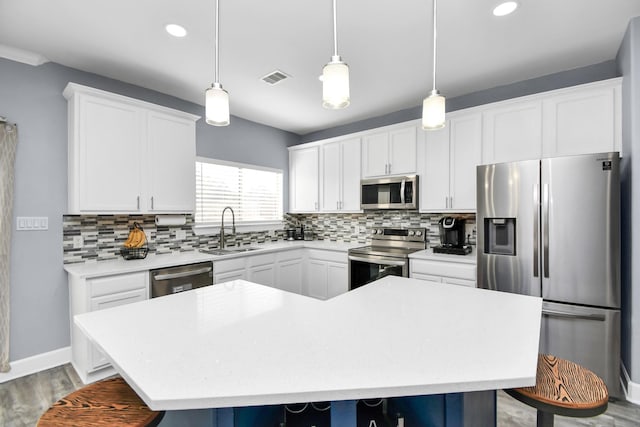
[482,99,543,164]
[289,146,319,213]
[69,271,148,383]
[276,251,303,294]
[410,258,476,288]
[320,137,361,212]
[542,81,621,157]
[246,253,276,287]
[304,249,348,300]
[64,82,199,214]
[214,257,247,284]
[362,124,417,177]
[420,112,481,212]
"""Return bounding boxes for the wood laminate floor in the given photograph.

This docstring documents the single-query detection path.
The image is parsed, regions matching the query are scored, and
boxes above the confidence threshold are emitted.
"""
[0,364,638,426]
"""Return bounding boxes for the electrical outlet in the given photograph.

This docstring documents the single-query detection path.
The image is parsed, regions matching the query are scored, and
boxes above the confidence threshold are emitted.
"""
[175,229,187,240]
[72,235,83,249]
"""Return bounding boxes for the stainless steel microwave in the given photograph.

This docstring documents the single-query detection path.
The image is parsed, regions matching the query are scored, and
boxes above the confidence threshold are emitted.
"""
[360,175,418,210]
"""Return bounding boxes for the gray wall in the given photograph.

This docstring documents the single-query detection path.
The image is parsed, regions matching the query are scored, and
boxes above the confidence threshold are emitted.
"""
[300,61,619,143]
[0,57,298,361]
[617,17,640,385]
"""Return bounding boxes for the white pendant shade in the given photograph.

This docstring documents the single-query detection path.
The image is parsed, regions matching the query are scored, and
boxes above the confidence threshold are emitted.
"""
[422,90,446,130]
[322,56,350,109]
[205,83,230,126]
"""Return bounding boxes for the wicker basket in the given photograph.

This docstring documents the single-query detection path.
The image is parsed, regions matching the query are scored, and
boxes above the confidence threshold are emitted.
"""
[120,246,148,260]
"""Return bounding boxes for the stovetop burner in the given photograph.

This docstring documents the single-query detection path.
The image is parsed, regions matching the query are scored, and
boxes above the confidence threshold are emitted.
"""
[433,245,473,255]
[348,227,427,259]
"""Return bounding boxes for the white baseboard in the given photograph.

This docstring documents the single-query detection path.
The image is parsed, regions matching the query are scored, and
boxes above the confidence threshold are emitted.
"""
[0,347,71,384]
[621,362,640,405]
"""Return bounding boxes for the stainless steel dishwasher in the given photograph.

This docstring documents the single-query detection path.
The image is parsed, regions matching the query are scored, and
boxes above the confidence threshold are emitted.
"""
[149,261,213,298]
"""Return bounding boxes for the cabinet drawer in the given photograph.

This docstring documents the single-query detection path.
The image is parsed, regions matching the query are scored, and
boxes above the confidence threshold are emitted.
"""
[89,272,147,298]
[410,260,476,280]
[306,249,347,263]
[246,252,276,268]
[214,258,246,273]
[276,249,303,263]
[410,272,442,283]
[442,277,476,288]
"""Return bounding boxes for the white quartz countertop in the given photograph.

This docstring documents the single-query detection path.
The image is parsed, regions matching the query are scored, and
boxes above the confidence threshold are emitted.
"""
[75,276,542,411]
[64,240,363,278]
[409,248,477,264]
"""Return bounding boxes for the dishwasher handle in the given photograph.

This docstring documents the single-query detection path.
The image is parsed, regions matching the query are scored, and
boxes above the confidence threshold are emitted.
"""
[153,266,212,281]
[542,308,605,322]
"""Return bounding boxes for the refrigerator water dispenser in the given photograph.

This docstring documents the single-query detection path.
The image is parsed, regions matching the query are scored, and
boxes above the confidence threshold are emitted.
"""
[484,218,516,255]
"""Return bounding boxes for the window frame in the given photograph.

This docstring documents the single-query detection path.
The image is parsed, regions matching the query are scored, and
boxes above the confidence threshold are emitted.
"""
[193,157,284,235]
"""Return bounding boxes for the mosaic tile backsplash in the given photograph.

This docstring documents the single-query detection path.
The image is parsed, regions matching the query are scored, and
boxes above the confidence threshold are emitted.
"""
[63,212,476,264]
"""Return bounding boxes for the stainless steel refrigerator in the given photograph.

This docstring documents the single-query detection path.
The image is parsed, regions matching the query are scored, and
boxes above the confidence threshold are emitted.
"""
[477,152,621,398]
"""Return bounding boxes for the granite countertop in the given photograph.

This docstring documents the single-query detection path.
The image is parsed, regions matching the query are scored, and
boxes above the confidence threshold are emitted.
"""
[75,276,542,411]
[409,248,477,264]
[64,240,365,278]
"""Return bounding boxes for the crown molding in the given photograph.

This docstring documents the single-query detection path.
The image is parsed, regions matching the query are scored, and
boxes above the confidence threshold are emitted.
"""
[0,44,49,66]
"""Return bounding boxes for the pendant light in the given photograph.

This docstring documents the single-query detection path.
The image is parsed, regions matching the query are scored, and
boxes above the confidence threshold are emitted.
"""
[322,0,350,109]
[422,0,446,130]
[205,0,230,126]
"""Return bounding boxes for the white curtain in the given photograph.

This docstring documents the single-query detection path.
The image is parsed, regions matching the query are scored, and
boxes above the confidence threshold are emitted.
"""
[0,121,17,372]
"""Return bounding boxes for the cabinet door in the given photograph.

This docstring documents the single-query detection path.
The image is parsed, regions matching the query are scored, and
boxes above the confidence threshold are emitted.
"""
[442,277,476,288]
[326,262,348,298]
[320,142,341,212]
[248,265,275,288]
[306,260,328,300]
[449,114,482,211]
[340,138,362,211]
[542,86,619,157]
[362,132,389,177]
[388,126,417,175]
[289,147,319,212]
[214,270,246,284]
[277,259,303,294]
[79,95,143,212]
[147,111,196,212]
[422,125,449,211]
[89,288,147,370]
[482,100,543,164]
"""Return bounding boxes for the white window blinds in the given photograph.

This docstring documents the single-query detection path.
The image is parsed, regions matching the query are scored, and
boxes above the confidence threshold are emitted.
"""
[195,158,283,224]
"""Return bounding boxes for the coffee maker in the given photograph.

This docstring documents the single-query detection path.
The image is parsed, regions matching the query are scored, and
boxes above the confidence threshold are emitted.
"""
[433,216,472,255]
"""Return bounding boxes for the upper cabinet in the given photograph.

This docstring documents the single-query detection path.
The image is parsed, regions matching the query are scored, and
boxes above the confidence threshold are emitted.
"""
[320,138,361,212]
[64,83,199,214]
[288,145,319,213]
[482,78,621,164]
[361,124,417,177]
[420,112,482,212]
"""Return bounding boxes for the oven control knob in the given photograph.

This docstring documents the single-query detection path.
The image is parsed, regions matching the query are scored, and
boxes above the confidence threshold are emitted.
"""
[416,230,423,236]
[408,230,415,236]
[375,229,382,234]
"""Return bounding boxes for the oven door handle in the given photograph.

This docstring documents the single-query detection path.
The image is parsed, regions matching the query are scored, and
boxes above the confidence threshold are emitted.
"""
[153,266,213,281]
[348,255,407,267]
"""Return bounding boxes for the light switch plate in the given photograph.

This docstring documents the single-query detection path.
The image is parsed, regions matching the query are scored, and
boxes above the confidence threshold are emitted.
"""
[175,229,187,240]
[16,216,48,231]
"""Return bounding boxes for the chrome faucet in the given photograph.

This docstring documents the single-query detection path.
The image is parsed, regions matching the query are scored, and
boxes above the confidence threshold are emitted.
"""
[220,206,236,249]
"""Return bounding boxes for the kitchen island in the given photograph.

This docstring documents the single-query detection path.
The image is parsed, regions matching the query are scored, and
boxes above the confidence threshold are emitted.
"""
[75,276,542,426]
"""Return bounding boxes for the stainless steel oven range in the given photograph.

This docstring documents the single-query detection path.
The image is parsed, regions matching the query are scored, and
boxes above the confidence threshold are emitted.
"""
[150,261,213,298]
[348,227,427,290]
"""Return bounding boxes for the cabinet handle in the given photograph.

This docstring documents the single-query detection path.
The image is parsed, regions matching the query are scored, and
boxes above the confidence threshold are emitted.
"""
[388,163,391,174]
[340,201,343,209]
[445,196,448,209]
[137,196,140,210]
[449,196,453,208]
[337,201,339,210]
[151,196,154,210]
[315,202,318,210]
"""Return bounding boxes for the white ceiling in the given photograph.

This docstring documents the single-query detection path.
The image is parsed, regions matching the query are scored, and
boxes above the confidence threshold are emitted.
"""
[1,0,639,135]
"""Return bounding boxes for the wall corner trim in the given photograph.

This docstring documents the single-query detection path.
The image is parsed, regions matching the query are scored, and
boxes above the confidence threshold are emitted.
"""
[621,362,640,405]
[0,347,70,384]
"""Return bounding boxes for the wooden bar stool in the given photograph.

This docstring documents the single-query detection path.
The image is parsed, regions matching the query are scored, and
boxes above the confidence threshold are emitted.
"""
[506,354,609,427]
[38,376,165,427]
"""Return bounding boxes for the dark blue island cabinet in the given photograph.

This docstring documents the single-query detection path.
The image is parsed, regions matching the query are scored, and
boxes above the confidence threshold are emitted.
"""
[214,391,496,427]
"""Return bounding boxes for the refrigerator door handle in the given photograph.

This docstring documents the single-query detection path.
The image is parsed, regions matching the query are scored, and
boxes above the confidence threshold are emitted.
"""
[533,184,539,278]
[542,309,606,322]
[542,183,550,278]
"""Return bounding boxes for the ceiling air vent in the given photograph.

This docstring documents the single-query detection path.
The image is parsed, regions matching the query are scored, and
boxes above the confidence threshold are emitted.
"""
[261,70,290,85]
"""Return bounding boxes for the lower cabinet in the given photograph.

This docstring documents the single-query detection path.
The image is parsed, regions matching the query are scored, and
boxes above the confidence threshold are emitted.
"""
[69,271,149,384]
[305,249,348,300]
[410,258,476,288]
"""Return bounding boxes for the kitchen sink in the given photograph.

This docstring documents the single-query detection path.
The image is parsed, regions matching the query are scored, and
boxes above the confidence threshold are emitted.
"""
[200,247,260,256]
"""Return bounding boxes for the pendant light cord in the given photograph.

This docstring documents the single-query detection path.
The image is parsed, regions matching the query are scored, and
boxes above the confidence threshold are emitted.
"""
[432,0,437,91]
[215,0,220,83]
[332,0,338,57]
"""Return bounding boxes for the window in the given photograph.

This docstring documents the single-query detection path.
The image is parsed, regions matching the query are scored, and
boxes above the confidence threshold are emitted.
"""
[195,158,283,226]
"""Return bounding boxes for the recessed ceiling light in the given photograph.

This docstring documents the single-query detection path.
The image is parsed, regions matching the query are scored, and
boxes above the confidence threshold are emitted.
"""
[165,24,187,38]
[493,1,518,17]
